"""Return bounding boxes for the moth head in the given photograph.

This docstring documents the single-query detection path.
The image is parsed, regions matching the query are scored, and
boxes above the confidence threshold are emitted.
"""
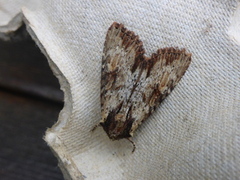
[108,131,121,140]
[107,120,128,140]
[101,112,133,140]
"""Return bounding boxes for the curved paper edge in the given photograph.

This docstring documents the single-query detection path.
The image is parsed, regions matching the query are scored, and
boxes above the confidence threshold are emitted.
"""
[22,9,84,180]
[0,13,24,41]
[0,12,23,32]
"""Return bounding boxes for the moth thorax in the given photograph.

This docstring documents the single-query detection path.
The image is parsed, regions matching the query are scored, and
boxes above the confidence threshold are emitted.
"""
[158,84,168,94]
[149,94,158,107]
[115,113,125,122]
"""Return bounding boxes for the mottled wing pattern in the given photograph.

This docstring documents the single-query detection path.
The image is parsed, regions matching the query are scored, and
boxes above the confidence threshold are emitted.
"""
[100,22,191,140]
[129,48,191,134]
[100,22,145,139]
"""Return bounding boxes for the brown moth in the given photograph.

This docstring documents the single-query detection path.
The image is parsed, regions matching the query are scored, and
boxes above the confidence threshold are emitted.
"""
[99,22,191,152]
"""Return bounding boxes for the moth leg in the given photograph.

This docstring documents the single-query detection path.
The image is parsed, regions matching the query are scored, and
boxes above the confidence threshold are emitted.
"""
[91,123,101,132]
[127,138,136,153]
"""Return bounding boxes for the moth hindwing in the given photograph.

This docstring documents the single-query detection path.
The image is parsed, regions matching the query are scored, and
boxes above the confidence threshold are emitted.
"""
[99,22,191,152]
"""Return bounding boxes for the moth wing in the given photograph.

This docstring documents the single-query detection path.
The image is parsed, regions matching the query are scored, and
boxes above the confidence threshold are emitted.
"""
[101,22,144,124]
[130,48,191,133]
[100,22,192,139]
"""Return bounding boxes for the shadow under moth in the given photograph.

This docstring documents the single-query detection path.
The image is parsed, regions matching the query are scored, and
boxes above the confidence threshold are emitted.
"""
[97,22,191,152]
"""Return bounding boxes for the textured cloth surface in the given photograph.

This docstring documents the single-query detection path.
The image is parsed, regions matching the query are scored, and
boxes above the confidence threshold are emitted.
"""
[10,0,240,179]
[0,0,38,32]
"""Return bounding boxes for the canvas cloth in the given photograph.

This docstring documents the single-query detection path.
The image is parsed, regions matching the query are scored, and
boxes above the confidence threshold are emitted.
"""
[1,1,240,179]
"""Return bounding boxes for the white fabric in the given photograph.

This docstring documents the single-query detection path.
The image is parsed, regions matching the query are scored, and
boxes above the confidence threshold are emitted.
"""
[0,0,38,32]
[2,1,240,179]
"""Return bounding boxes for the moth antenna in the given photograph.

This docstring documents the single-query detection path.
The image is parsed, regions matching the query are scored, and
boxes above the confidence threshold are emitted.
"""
[91,123,100,132]
[127,138,136,153]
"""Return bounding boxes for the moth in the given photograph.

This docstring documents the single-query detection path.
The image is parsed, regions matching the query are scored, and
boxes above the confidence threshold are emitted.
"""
[97,22,191,152]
